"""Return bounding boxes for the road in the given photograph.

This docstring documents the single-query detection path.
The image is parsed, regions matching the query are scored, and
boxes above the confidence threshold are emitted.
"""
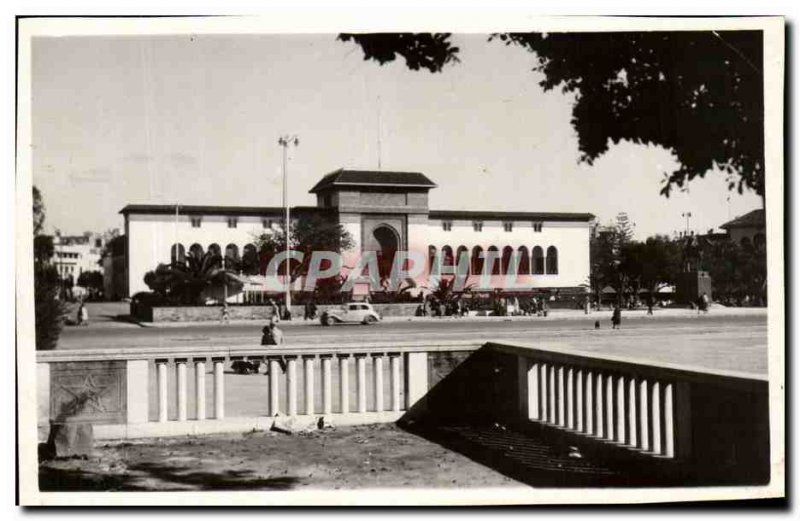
[57,313,769,376]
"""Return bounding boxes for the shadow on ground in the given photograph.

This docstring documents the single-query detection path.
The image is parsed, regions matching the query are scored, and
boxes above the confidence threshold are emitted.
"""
[399,346,770,488]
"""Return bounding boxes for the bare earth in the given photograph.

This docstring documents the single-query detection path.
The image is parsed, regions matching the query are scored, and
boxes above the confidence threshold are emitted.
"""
[39,423,517,491]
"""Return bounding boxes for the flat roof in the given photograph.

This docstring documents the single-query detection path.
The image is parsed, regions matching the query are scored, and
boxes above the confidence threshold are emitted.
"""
[429,210,595,222]
[120,204,326,217]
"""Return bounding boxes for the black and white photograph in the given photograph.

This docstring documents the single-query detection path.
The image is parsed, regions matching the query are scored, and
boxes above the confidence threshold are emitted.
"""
[14,12,785,506]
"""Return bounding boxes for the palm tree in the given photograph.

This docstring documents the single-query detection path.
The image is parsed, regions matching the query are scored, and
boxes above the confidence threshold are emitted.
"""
[144,249,243,305]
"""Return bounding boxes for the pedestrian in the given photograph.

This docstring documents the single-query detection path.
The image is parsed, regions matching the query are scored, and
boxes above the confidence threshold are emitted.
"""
[77,302,89,326]
[220,302,230,324]
[262,320,287,372]
[701,292,710,314]
[309,300,318,320]
[611,305,621,329]
[647,295,654,316]
[303,302,311,321]
[269,299,280,323]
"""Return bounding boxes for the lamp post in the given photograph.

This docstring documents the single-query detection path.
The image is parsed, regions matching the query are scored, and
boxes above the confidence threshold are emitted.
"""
[681,212,692,235]
[278,135,300,315]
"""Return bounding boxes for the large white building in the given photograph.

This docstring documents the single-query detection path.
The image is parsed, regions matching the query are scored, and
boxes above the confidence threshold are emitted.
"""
[122,169,594,300]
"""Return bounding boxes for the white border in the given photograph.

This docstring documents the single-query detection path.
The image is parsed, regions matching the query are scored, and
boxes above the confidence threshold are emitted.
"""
[14,13,785,507]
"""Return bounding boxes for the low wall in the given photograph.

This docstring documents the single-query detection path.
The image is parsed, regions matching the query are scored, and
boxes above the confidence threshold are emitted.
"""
[134,303,420,323]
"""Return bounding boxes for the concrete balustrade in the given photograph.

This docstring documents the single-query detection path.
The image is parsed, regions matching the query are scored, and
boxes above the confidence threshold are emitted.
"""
[492,341,768,465]
[37,341,479,440]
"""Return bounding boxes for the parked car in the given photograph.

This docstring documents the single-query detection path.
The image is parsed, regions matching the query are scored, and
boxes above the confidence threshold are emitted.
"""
[320,302,382,326]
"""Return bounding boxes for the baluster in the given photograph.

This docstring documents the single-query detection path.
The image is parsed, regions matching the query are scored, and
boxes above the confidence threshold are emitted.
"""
[157,359,168,423]
[286,356,298,416]
[339,355,350,413]
[605,373,615,441]
[373,355,384,412]
[651,381,662,454]
[576,369,584,432]
[268,358,280,416]
[194,358,206,421]
[663,382,675,458]
[176,358,187,421]
[616,375,626,444]
[548,364,557,424]
[627,376,637,448]
[557,366,566,427]
[594,373,604,438]
[390,354,401,412]
[585,370,594,435]
[539,363,548,422]
[304,356,315,415]
[321,355,333,416]
[213,357,225,419]
[566,367,575,429]
[356,355,367,413]
[529,362,540,420]
[639,379,650,451]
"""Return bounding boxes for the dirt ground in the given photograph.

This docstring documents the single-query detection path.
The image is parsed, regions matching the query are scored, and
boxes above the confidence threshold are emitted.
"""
[39,423,518,491]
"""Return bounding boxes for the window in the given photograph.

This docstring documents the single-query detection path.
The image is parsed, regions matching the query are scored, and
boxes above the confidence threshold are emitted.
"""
[533,222,543,232]
[227,217,238,229]
[503,221,513,232]
[546,246,559,275]
[191,217,202,228]
[323,195,332,207]
[262,219,272,229]
[532,246,545,274]
[442,221,452,232]
[473,221,483,232]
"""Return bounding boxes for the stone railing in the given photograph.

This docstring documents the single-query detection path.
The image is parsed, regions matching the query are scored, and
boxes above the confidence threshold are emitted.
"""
[37,341,481,440]
[487,342,769,473]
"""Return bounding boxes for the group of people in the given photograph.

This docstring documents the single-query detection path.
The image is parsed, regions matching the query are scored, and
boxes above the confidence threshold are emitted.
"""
[415,297,469,318]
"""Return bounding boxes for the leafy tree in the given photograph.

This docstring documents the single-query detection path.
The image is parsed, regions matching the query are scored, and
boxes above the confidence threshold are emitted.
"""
[77,270,104,296]
[143,248,237,305]
[253,213,355,282]
[341,31,764,199]
[34,234,54,265]
[701,237,766,304]
[32,186,65,350]
[33,186,45,235]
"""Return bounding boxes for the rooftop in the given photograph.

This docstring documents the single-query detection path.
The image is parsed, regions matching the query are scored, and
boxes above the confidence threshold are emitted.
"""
[120,204,327,217]
[720,209,765,230]
[429,209,595,222]
[309,169,437,193]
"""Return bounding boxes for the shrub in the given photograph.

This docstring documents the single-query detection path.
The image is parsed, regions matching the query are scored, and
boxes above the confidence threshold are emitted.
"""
[34,265,65,350]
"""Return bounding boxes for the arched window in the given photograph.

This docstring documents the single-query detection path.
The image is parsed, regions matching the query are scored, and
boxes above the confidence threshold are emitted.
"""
[487,246,500,275]
[532,246,544,275]
[471,246,484,276]
[224,244,240,270]
[517,246,530,274]
[456,245,469,276]
[442,245,454,267]
[753,233,766,250]
[208,243,223,268]
[170,243,186,264]
[242,244,259,276]
[428,245,437,273]
[546,246,559,275]
[501,246,514,275]
[189,243,204,259]
[740,237,752,249]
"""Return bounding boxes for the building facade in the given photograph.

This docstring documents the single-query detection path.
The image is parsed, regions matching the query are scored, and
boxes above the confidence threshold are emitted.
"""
[122,169,594,299]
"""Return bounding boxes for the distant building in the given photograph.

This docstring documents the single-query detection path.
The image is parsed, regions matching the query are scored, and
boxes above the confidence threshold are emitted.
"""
[719,209,766,248]
[52,231,108,280]
[101,234,128,300]
[121,169,595,300]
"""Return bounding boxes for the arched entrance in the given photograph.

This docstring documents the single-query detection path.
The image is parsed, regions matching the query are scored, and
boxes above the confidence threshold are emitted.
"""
[373,225,400,280]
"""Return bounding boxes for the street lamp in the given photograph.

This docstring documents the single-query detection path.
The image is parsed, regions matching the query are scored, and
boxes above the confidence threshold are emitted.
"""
[278,135,300,316]
[681,212,692,235]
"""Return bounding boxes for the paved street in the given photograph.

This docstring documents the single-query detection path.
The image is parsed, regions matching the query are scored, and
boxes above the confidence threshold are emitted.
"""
[57,304,769,376]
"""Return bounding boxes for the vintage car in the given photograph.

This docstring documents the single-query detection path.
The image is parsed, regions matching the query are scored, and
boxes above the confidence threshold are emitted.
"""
[320,302,382,326]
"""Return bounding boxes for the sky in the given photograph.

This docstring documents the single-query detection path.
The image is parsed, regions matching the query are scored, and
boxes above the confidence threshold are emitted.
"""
[30,33,763,240]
